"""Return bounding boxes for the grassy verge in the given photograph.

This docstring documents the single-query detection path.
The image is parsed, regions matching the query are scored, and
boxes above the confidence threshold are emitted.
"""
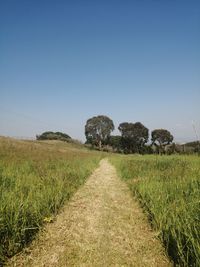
[0,137,103,265]
[111,154,200,267]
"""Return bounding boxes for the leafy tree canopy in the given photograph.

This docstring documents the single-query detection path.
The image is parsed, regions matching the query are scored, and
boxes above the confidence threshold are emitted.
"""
[151,129,173,146]
[85,115,114,148]
[118,122,149,153]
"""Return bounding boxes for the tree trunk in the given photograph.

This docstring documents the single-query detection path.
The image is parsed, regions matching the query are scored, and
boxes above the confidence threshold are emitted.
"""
[99,140,102,150]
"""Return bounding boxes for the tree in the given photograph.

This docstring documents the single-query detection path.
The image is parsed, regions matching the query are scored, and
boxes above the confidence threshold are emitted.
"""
[151,129,173,154]
[118,122,149,153]
[85,115,114,149]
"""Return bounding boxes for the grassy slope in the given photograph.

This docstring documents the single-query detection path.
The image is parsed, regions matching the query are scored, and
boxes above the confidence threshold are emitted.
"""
[0,137,103,265]
[111,154,200,267]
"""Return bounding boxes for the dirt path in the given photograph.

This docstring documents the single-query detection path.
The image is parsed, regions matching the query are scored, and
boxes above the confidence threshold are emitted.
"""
[8,159,171,267]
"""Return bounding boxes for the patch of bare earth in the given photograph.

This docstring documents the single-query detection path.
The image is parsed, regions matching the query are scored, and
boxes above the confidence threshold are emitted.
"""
[8,159,171,267]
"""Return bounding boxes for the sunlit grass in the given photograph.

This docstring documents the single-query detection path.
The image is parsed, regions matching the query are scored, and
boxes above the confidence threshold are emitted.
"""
[0,137,103,264]
[111,154,200,267]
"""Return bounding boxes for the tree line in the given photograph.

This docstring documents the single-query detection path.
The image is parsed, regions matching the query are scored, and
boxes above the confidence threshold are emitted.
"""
[85,115,174,154]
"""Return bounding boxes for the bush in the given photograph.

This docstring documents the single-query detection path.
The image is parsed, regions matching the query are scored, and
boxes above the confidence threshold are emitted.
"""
[36,131,71,141]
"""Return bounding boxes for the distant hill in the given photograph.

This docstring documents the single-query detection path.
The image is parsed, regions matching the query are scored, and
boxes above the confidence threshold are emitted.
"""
[184,141,199,148]
[183,141,200,153]
[36,131,71,142]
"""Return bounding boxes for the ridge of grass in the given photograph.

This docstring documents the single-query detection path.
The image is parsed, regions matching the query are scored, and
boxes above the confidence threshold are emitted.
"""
[111,155,200,267]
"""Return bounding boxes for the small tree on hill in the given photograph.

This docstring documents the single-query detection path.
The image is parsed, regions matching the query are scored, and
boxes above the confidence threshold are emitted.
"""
[85,115,114,149]
[36,131,71,141]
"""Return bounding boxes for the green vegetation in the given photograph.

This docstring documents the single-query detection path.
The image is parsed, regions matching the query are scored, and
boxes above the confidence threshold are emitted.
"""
[85,115,176,154]
[36,131,71,141]
[0,137,102,265]
[184,141,200,153]
[112,155,200,267]
[118,122,149,153]
[151,129,174,154]
[1,133,199,266]
[85,115,114,149]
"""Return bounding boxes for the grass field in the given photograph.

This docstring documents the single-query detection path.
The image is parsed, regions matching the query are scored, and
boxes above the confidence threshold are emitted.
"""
[0,137,103,265]
[111,155,200,267]
[1,137,199,267]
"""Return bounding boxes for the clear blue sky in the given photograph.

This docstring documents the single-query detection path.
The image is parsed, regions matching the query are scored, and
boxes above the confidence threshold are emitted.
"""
[0,0,200,142]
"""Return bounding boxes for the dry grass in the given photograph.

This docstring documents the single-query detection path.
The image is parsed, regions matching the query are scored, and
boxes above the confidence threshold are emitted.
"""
[8,159,171,267]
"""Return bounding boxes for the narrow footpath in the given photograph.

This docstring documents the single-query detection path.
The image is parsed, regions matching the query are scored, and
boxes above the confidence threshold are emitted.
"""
[9,159,171,267]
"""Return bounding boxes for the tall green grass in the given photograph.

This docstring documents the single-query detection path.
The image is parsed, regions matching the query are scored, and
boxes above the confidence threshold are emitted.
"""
[112,155,200,267]
[0,138,103,265]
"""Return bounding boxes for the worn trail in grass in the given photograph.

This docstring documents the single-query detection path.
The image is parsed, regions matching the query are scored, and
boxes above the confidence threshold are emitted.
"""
[9,159,171,267]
